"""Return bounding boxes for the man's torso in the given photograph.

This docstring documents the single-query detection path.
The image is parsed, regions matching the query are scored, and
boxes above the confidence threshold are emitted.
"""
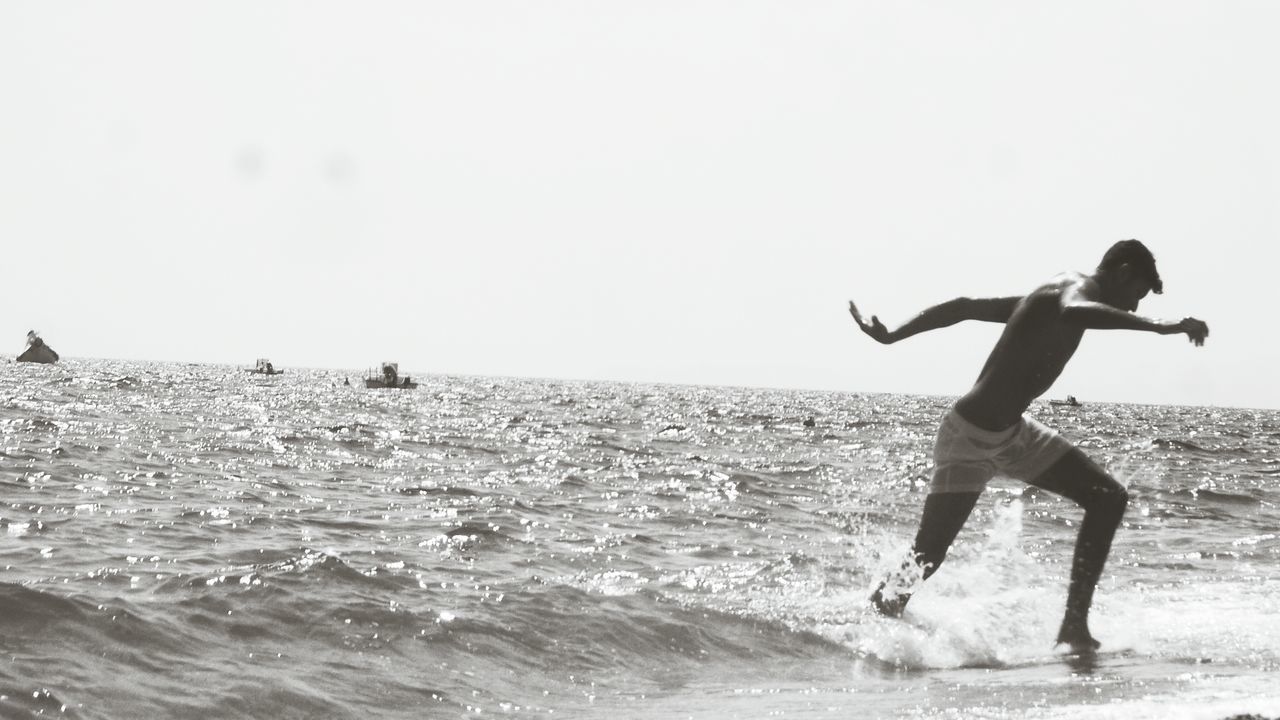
[956,272,1096,430]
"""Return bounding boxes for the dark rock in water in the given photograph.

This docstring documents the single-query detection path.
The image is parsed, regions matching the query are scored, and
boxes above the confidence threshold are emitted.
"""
[17,340,59,364]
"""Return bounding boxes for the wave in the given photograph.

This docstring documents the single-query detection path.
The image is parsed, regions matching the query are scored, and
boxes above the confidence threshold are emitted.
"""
[0,682,76,720]
[423,582,849,676]
[0,582,87,625]
[5,574,853,715]
[396,484,481,498]
[0,578,830,717]
[1151,437,1217,453]
[159,548,415,594]
[0,581,198,666]
[1165,487,1262,506]
[27,559,849,666]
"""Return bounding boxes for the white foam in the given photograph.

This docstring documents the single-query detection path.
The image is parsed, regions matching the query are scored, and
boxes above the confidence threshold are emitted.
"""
[822,499,1073,669]
[1093,576,1280,666]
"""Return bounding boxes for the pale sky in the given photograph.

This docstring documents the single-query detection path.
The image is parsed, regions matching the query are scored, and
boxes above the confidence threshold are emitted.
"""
[2,2,1277,408]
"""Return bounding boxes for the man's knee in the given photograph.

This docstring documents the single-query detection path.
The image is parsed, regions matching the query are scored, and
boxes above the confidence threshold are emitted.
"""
[1087,479,1129,518]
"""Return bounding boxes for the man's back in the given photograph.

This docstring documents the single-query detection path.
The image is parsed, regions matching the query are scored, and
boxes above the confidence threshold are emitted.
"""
[957,273,1092,430]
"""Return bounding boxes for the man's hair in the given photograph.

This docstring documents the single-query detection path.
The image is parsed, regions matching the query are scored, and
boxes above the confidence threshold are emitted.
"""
[1099,239,1163,294]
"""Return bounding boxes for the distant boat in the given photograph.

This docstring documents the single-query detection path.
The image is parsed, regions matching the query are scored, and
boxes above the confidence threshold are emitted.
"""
[248,358,284,375]
[1049,395,1082,407]
[365,362,417,389]
[16,330,59,364]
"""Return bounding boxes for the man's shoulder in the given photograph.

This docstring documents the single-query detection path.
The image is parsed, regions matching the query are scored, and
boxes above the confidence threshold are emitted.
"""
[1017,273,1098,314]
[1032,272,1097,298]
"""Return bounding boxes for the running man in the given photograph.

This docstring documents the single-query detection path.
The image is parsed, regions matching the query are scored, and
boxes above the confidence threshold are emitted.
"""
[848,239,1208,651]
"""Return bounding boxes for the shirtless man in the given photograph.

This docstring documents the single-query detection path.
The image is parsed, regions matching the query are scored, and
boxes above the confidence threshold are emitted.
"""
[849,240,1208,651]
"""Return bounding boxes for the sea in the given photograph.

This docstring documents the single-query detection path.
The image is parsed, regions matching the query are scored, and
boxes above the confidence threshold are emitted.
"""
[2,359,1279,720]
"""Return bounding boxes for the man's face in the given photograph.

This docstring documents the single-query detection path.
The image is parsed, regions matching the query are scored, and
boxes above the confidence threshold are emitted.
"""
[1115,274,1153,312]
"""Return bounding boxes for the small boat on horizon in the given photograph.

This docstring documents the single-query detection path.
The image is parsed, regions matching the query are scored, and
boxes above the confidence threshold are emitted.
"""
[365,362,417,389]
[16,330,59,364]
[248,358,284,375]
[1049,394,1082,407]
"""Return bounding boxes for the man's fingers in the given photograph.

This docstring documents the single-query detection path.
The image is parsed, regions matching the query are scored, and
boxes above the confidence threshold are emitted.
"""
[1180,319,1209,346]
[848,302,876,330]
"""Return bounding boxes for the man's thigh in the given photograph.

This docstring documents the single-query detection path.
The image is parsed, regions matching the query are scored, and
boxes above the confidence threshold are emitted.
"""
[1024,447,1125,507]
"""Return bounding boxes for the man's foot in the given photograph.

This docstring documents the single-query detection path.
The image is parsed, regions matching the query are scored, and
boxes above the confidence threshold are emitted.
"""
[1055,622,1101,654]
[870,584,909,618]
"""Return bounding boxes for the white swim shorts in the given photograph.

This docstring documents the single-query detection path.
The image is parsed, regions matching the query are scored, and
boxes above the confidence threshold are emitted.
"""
[929,408,1075,494]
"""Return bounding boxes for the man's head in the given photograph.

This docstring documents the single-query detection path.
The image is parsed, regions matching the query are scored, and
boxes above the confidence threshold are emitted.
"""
[1097,239,1162,311]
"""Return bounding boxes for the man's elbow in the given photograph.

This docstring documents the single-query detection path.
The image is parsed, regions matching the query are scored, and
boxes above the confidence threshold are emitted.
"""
[940,297,979,325]
[950,297,979,316]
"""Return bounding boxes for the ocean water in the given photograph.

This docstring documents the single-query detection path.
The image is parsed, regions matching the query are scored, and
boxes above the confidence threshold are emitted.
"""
[2,359,1279,720]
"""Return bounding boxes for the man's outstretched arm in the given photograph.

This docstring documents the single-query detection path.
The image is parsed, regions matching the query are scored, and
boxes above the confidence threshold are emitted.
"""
[1060,299,1210,346]
[848,296,1021,345]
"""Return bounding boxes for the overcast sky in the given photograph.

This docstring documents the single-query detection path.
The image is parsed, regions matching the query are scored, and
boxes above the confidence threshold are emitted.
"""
[3,2,1277,408]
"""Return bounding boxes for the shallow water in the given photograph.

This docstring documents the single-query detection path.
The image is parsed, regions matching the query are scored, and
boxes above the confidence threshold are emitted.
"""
[2,360,1278,718]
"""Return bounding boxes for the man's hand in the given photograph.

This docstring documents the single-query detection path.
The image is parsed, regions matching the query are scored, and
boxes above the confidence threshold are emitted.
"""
[1174,317,1209,346]
[849,301,893,344]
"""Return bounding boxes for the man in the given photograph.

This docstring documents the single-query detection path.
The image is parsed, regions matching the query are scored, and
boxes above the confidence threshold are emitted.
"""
[848,239,1208,652]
